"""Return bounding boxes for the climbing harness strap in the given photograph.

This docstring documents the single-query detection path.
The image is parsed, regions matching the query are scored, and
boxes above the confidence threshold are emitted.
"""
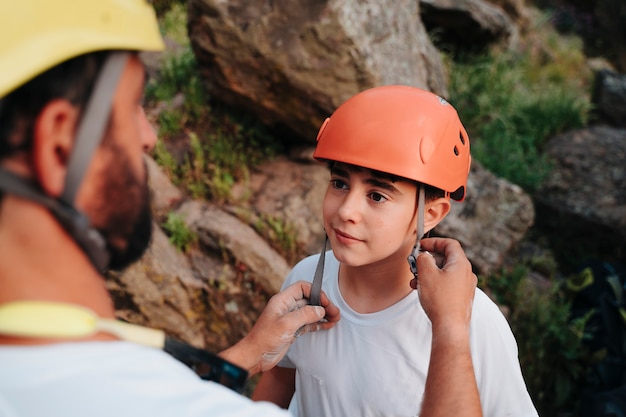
[0,300,248,392]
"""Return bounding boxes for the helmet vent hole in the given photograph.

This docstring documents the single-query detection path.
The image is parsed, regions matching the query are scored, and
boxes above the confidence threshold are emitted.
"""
[459,132,466,145]
[454,146,459,156]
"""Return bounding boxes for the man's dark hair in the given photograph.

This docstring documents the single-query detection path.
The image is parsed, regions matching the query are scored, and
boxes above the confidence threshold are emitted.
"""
[0,50,110,160]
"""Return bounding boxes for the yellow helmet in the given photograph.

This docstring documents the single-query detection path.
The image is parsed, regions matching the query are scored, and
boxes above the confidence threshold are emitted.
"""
[0,0,164,98]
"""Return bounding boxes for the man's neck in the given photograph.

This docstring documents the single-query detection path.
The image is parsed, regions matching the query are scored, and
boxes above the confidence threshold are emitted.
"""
[0,196,116,323]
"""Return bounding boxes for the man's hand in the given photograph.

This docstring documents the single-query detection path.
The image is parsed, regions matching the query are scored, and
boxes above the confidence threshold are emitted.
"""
[219,280,340,376]
[410,237,477,330]
[410,238,483,417]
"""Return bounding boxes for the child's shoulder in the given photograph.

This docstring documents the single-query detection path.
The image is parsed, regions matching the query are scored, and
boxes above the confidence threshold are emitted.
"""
[471,287,510,323]
[291,250,335,272]
[285,251,337,284]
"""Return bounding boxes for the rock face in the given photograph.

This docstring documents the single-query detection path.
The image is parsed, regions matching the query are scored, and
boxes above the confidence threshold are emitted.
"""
[187,0,448,142]
[176,200,291,294]
[536,125,626,248]
[592,70,626,127]
[420,0,520,53]
[435,160,535,275]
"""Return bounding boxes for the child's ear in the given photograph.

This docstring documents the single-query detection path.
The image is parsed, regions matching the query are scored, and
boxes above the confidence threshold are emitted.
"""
[32,99,79,197]
[424,197,451,232]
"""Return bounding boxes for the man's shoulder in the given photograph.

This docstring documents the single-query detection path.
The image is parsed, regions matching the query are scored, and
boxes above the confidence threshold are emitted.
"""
[0,341,290,417]
[0,341,189,379]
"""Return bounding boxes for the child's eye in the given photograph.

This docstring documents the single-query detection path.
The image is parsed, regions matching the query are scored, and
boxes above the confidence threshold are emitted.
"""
[331,179,348,190]
[369,192,388,203]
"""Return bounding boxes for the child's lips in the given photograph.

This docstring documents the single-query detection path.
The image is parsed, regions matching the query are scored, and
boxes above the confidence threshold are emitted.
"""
[334,228,361,243]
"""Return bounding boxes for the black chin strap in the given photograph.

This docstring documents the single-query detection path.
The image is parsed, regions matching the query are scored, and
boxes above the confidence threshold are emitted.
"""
[0,169,109,271]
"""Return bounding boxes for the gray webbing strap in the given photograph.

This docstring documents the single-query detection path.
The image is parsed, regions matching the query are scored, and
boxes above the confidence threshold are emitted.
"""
[61,51,129,204]
[0,168,109,271]
[0,169,61,210]
[309,235,328,306]
[407,185,425,277]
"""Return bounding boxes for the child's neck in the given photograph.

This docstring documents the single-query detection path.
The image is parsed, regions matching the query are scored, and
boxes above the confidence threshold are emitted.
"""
[338,259,414,314]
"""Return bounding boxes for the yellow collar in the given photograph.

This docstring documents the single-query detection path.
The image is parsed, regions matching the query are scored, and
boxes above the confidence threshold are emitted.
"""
[0,300,164,348]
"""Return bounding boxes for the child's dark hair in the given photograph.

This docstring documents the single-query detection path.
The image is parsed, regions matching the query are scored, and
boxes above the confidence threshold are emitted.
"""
[327,162,446,201]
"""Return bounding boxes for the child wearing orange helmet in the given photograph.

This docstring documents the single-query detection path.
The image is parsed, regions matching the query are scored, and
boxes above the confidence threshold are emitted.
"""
[253,85,538,417]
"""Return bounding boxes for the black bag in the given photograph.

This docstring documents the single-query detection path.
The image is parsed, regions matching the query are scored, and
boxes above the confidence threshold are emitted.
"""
[567,261,626,417]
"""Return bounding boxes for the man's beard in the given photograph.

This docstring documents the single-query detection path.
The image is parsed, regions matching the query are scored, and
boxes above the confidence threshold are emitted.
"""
[97,151,153,272]
[106,194,152,271]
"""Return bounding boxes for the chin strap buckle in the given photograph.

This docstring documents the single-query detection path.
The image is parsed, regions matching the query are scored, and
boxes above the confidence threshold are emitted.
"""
[407,253,418,278]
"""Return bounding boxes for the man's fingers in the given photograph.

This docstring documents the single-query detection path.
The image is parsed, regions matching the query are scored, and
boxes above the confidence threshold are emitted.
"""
[288,305,337,338]
[415,250,441,283]
[419,237,463,262]
[283,280,341,323]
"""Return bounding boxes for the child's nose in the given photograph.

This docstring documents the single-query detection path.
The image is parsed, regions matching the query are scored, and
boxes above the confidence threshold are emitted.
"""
[337,191,363,223]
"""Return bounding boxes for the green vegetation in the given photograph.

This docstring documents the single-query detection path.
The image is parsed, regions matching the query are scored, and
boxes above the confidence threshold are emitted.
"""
[162,212,197,253]
[150,104,279,201]
[148,6,280,203]
[481,265,593,416]
[253,214,299,266]
[448,47,591,191]
[157,2,189,44]
[448,11,592,192]
[146,48,205,121]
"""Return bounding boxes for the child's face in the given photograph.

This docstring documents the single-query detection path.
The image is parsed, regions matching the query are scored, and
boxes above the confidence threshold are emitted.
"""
[323,163,418,268]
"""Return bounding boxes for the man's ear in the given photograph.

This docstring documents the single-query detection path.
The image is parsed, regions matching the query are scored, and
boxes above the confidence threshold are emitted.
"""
[424,197,451,232]
[32,100,79,197]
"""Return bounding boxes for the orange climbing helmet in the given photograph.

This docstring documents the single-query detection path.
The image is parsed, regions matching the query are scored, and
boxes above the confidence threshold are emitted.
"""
[313,85,471,201]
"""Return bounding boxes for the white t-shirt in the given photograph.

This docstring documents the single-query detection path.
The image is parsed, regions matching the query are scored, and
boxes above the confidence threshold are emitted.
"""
[0,341,289,417]
[279,252,539,417]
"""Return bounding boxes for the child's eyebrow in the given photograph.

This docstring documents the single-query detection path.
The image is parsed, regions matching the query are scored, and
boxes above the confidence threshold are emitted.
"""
[330,166,350,178]
[366,177,399,193]
[331,166,400,193]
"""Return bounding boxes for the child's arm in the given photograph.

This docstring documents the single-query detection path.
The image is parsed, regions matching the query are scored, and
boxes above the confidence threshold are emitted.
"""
[252,366,296,408]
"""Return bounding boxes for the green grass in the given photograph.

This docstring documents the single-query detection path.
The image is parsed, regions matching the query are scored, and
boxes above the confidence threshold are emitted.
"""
[447,11,592,193]
[448,49,591,191]
[162,212,197,253]
[158,2,189,45]
[146,48,202,109]
[253,214,299,265]
[151,103,280,202]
